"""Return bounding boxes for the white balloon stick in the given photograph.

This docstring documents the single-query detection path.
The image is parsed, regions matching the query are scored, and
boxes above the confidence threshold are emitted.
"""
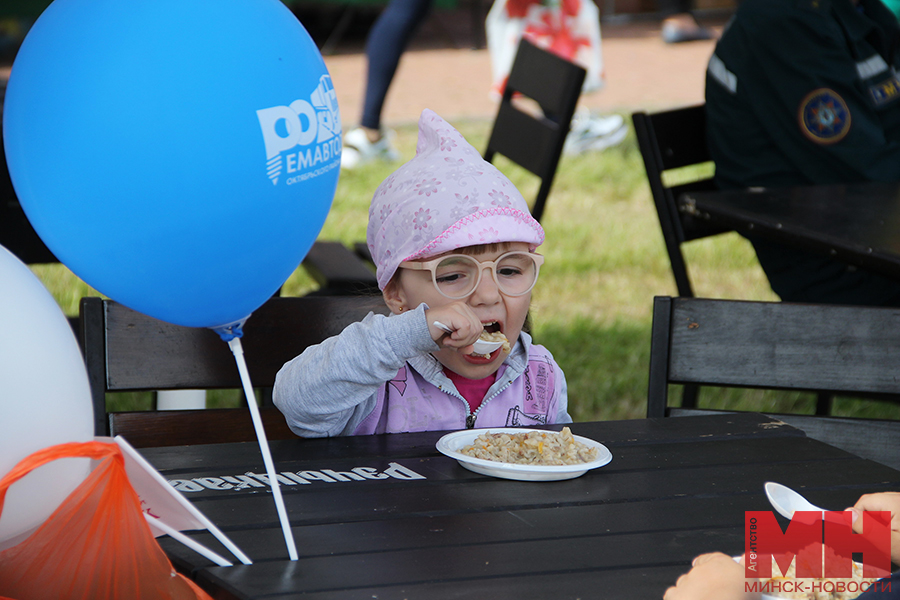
[227,337,299,561]
[144,513,233,567]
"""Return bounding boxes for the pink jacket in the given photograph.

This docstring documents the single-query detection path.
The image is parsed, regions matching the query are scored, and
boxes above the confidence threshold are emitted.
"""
[273,306,571,437]
[353,346,567,434]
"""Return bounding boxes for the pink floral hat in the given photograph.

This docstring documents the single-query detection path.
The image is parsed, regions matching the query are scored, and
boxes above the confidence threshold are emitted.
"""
[366,109,544,290]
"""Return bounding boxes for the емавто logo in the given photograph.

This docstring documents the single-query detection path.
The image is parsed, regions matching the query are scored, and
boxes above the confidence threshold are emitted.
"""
[256,74,342,187]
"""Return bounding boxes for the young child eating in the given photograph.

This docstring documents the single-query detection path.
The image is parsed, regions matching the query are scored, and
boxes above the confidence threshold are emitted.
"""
[273,109,571,436]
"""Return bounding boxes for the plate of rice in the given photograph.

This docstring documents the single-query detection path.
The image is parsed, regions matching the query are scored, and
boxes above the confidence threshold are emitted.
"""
[436,427,612,481]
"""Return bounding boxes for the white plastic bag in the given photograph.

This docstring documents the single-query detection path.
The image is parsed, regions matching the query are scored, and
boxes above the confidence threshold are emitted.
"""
[486,0,604,98]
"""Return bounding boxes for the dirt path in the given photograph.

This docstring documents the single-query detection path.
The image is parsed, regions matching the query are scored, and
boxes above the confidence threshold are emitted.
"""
[324,18,723,127]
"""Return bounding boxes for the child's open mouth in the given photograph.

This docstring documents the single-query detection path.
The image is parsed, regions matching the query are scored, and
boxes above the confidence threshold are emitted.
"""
[468,322,509,359]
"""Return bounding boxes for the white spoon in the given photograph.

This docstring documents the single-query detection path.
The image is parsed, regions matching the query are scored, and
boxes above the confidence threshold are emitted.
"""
[765,481,826,519]
[432,321,504,355]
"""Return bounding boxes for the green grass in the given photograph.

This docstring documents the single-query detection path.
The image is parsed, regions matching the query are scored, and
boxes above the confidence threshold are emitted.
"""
[31,118,900,421]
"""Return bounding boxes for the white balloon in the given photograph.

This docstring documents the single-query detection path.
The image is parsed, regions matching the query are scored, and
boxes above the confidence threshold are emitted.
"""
[0,245,94,545]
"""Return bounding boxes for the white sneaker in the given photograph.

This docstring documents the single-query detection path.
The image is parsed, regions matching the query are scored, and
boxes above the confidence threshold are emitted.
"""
[563,112,627,155]
[340,127,401,169]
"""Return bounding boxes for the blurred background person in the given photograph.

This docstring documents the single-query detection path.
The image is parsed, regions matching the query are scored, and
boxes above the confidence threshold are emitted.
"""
[341,0,432,168]
[659,0,715,43]
[705,0,900,306]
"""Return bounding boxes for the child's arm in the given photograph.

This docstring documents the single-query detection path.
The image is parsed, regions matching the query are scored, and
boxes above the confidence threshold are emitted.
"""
[273,304,438,437]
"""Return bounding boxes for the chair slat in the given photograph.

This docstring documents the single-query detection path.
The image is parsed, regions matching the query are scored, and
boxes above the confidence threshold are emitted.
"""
[487,106,558,176]
[99,296,390,391]
[668,298,900,395]
[505,40,585,117]
[646,105,710,171]
[109,407,296,448]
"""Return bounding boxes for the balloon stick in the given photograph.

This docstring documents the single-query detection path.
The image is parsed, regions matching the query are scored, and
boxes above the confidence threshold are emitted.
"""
[226,337,298,561]
[144,514,233,567]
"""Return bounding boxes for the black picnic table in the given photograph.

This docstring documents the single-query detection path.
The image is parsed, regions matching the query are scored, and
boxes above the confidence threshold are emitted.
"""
[138,413,900,599]
[679,181,900,282]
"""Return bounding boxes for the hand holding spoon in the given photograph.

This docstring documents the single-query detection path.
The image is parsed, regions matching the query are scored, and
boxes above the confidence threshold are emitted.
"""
[433,320,504,355]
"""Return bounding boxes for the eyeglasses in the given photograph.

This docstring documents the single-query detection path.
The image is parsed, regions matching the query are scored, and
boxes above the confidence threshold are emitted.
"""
[398,251,544,299]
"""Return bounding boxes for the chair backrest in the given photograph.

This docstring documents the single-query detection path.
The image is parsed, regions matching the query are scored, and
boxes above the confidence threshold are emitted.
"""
[108,407,296,448]
[484,38,586,223]
[632,105,727,297]
[81,295,391,437]
[647,295,900,470]
[647,295,900,418]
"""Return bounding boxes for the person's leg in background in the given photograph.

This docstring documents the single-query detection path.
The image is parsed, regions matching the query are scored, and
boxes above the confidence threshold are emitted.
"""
[342,0,435,168]
[659,0,714,43]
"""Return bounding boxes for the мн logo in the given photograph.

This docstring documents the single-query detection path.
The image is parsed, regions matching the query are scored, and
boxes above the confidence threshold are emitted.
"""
[256,74,342,186]
[744,510,891,595]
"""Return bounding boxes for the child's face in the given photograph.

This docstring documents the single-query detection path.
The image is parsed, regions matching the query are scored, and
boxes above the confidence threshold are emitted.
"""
[390,242,534,380]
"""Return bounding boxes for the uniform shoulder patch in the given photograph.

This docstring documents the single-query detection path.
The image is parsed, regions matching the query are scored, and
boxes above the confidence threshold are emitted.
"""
[798,88,851,144]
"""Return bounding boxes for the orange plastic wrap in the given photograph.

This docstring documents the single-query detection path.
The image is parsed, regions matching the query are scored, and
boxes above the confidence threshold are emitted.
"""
[0,441,213,600]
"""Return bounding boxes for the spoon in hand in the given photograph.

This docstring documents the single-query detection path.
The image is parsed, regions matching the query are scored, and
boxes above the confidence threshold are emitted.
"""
[433,321,504,355]
[765,482,827,519]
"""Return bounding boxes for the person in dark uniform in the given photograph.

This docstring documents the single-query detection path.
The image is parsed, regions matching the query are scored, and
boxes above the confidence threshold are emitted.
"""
[705,0,900,306]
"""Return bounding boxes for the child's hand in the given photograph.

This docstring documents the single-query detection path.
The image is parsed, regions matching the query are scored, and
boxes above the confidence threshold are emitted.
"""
[848,492,900,564]
[426,304,483,352]
[664,553,758,600]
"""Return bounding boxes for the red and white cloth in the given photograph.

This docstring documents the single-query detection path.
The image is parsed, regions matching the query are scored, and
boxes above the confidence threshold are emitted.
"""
[486,0,605,98]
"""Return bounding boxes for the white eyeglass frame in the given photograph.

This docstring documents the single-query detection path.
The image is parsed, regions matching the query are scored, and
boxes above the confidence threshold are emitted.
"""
[397,251,544,299]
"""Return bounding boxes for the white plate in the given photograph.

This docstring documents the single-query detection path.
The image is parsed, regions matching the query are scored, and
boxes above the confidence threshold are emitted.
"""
[435,427,613,481]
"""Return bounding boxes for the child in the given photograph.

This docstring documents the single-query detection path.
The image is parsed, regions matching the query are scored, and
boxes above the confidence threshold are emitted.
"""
[273,109,571,436]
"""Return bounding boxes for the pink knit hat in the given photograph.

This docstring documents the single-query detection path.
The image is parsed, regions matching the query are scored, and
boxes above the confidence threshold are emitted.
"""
[366,109,544,290]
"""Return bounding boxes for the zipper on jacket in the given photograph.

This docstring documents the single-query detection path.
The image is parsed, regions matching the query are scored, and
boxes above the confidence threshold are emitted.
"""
[440,375,516,429]
[466,379,514,429]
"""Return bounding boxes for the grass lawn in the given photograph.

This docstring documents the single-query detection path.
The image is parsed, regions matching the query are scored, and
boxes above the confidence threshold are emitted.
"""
[30,117,900,421]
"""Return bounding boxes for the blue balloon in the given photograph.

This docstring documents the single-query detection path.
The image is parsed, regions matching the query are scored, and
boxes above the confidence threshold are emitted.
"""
[3,0,341,330]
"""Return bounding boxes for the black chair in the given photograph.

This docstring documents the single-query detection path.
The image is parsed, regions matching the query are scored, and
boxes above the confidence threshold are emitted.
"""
[634,107,838,414]
[484,38,586,223]
[309,39,587,289]
[81,295,390,437]
[647,295,900,470]
[633,105,738,411]
[632,105,728,298]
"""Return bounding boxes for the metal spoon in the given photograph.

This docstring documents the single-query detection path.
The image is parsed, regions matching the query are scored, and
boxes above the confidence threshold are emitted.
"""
[432,320,504,355]
[765,481,826,519]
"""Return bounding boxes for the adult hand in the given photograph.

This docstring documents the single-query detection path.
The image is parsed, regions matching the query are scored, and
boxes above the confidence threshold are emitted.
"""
[664,552,760,600]
[848,492,900,564]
